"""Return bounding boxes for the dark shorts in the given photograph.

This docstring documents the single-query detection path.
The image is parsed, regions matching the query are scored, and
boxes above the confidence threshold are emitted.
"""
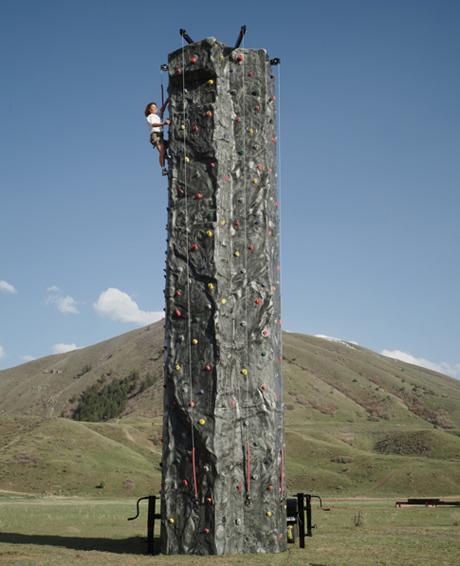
[150,132,164,147]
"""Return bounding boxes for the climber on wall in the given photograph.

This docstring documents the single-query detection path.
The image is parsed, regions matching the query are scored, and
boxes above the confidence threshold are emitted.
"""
[145,99,170,176]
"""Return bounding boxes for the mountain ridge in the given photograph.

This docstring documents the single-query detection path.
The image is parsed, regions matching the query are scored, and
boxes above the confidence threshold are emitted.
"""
[1,321,459,497]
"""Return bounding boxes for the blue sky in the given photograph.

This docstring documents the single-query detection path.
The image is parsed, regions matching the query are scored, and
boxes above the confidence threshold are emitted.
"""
[1,0,459,378]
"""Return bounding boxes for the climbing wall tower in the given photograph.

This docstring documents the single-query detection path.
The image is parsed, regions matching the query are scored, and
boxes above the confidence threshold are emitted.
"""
[161,36,284,555]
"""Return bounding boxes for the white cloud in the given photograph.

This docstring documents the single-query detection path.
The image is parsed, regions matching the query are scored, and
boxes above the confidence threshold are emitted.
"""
[0,280,18,294]
[0,345,6,360]
[381,349,460,378]
[51,343,79,354]
[94,288,163,326]
[46,287,79,314]
[20,355,36,362]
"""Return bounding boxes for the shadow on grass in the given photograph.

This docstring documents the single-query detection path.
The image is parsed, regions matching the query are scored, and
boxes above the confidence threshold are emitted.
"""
[0,533,161,555]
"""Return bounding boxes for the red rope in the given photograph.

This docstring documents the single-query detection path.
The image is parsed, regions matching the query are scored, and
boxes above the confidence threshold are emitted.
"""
[247,442,250,491]
[192,447,198,496]
[281,449,284,495]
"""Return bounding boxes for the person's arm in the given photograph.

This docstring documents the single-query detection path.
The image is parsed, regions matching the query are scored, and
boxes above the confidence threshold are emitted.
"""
[148,115,170,128]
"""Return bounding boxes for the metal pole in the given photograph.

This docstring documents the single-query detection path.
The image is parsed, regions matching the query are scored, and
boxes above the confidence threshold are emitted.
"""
[147,496,156,554]
[297,492,305,549]
[306,494,313,537]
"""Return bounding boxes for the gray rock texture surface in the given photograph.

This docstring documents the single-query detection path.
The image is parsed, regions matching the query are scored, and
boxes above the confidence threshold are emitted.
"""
[161,37,285,555]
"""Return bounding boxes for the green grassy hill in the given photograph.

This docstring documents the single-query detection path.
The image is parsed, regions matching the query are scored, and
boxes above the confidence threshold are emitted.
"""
[1,322,459,498]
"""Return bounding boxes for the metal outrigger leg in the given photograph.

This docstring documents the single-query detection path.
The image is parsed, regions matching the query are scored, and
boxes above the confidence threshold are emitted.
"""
[286,493,330,548]
[127,495,161,555]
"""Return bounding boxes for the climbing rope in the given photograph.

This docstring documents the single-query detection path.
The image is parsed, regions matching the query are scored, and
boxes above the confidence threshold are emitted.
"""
[180,36,197,495]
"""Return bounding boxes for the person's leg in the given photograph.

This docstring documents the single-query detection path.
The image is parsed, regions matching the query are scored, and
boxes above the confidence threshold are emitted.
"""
[157,143,166,168]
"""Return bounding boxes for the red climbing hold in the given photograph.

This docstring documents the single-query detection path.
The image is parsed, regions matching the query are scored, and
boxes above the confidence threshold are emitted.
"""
[183,480,188,486]
[237,55,243,61]
[225,176,229,181]
[204,528,210,534]
[211,163,215,168]
[175,310,181,317]
[248,72,253,77]
[255,106,260,111]
[190,57,196,63]
[235,221,240,227]
[256,299,262,305]
[176,291,181,296]
[263,330,268,336]
[231,401,235,406]
[177,69,181,74]
[190,402,195,407]
[192,244,198,250]
[237,484,242,490]
[262,385,267,390]
[207,111,212,116]
[237,117,241,122]
[193,126,199,132]
[278,356,282,361]
[196,193,202,199]
[249,245,254,250]
[269,168,273,173]
[179,189,184,195]
[257,164,262,169]
[206,497,212,503]
[271,138,275,143]
[205,365,211,371]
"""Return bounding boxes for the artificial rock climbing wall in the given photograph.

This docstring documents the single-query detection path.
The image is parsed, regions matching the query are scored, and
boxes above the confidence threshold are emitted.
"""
[161,36,285,555]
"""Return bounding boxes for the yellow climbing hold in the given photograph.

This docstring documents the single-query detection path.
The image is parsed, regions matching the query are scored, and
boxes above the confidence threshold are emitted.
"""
[221,299,227,305]
[175,365,181,371]
[206,231,213,237]
[249,129,253,134]
[185,156,190,163]
[208,79,214,85]
[266,511,272,517]
[208,283,214,289]
[221,220,225,226]
[180,124,185,130]
[241,369,248,375]
[234,251,240,257]
[192,339,198,345]
[253,179,258,184]
[220,55,224,60]
[169,518,175,524]
[199,419,205,425]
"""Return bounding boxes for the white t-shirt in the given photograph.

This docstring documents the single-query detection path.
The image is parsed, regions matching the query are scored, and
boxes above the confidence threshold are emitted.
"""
[146,113,163,134]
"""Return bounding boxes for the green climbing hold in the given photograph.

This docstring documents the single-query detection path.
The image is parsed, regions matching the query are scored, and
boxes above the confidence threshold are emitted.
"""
[262,351,267,357]
[238,149,244,155]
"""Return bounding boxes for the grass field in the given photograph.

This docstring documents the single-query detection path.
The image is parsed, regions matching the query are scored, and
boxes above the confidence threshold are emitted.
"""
[1,496,459,566]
